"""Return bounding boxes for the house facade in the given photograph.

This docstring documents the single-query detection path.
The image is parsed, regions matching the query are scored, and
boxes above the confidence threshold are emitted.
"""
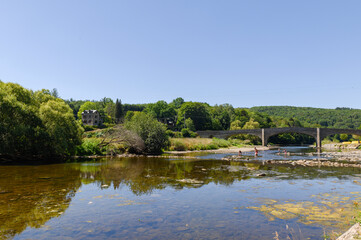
[81,110,102,126]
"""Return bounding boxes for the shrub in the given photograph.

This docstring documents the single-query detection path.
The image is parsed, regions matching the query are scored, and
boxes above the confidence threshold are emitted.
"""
[125,113,169,155]
[76,138,103,156]
[166,130,175,138]
[181,128,198,138]
[83,125,98,131]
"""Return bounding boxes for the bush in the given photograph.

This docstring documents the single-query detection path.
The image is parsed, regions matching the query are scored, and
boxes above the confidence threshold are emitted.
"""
[76,138,103,156]
[125,113,169,155]
[166,130,175,138]
[83,125,98,131]
[181,128,198,138]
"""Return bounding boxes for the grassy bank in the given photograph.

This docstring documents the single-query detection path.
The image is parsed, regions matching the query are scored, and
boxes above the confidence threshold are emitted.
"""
[168,137,246,151]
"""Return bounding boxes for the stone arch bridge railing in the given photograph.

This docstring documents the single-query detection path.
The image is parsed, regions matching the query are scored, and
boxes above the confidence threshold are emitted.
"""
[197,127,361,148]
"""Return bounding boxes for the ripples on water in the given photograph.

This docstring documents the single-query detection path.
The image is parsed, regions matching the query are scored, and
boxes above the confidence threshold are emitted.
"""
[1,147,361,240]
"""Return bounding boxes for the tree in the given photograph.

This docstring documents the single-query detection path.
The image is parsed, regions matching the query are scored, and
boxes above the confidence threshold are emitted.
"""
[211,104,234,130]
[114,99,123,123]
[243,118,261,129]
[50,88,59,98]
[185,118,196,131]
[0,81,83,159]
[144,100,176,119]
[125,112,169,155]
[170,97,184,109]
[177,102,212,130]
[105,101,115,123]
[38,99,83,155]
[230,120,243,130]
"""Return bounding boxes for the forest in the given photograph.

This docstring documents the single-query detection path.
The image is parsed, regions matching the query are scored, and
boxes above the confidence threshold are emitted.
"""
[251,106,361,129]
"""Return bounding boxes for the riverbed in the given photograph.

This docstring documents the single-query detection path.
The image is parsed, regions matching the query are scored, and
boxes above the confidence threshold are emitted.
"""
[1,147,361,239]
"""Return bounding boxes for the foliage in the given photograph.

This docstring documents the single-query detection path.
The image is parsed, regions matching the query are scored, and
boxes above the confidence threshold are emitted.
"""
[177,102,212,130]
[184,118,196,131]
[230,120,243,130]
[125,112,169,155]
[170,97,184,109]
[65,99,87,119]
[38,99,83,155]
[168,137,242,151]
[268,133,315,145]
[77,101,100,120]
[165,130,183,138]
[252,106,361,129]
[123,103,147,112]
[181,128,197,138]
[0,81,83,158]
[243,118,261,129]
[114,99,123,123]
[210,104,234,130]
[76,138,103,156]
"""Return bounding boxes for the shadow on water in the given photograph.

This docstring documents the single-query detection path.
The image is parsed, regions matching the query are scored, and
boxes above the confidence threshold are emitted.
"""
[1,147,361,239]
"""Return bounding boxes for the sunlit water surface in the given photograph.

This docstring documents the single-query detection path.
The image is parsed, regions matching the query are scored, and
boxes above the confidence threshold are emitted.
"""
[1,147,361,240]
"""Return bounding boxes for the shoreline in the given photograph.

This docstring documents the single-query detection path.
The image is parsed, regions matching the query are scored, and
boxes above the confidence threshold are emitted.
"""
[164,145,270,154]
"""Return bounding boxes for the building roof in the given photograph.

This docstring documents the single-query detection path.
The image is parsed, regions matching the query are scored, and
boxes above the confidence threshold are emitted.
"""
[82,110,99,114]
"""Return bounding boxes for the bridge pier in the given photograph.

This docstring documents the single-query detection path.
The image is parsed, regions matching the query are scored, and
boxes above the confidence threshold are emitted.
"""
[316,128,321,149]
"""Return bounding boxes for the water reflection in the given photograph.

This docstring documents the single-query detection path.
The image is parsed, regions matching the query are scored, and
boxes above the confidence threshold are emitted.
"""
[0,164,81,239]
[72,158,253,195]
[1,149,361,239]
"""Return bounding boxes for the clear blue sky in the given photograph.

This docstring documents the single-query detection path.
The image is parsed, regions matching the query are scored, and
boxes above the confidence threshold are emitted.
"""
[1,0,360,108]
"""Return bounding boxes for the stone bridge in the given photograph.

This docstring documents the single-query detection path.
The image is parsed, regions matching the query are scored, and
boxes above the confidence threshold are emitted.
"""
[197,127,361,148]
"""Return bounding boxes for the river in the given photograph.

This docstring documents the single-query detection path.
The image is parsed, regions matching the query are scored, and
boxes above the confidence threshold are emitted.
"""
[1,147,361,239]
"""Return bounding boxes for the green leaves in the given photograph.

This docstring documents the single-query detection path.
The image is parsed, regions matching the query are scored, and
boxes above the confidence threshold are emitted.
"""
[125,112,168,155]
[0,82,83,158]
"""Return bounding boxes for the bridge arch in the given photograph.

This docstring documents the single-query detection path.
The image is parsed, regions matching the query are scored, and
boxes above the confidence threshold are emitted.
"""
[263,127,318,146]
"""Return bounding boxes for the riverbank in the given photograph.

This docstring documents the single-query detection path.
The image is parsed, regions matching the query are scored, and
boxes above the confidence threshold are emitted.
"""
[323,143,361,150]
[221,148,361,169]
[165,145,269,154]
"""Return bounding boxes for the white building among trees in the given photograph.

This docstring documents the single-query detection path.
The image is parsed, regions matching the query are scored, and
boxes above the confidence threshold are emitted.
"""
[81,110,102,126]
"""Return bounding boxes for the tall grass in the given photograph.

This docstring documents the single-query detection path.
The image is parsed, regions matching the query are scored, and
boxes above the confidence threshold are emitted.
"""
[168,137,244,151]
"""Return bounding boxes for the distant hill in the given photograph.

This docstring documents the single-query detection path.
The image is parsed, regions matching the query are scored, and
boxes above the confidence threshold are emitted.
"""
[250,106,361,129]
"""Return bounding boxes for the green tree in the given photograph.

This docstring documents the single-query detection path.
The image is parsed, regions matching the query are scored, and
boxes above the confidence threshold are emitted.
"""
[185,118,196,131]
[38,99,83,155]
[0,81,83,159]
[230,120,243,130]
[114,99,123,123]
[170,97,184,109]
[340,134,349,141]
[211,104,234,130]
[177,102,212,130]
[231,109,250,127]
[125,112,168,155]
[243,118,261,129]
[105,101,115,123]
[144,100,176,119]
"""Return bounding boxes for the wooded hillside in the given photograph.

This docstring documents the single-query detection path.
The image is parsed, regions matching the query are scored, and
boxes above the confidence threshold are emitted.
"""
[251,106,361,129]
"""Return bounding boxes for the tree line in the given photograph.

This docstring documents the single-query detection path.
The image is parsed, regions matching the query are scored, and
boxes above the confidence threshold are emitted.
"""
[2,81,360,161]
[251,106,361,129]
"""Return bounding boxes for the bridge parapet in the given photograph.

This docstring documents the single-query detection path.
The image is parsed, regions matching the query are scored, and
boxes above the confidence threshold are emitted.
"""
[197,127,361,148]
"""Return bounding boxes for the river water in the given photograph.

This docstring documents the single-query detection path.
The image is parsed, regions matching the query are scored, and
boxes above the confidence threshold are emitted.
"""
[1,147,361,240]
